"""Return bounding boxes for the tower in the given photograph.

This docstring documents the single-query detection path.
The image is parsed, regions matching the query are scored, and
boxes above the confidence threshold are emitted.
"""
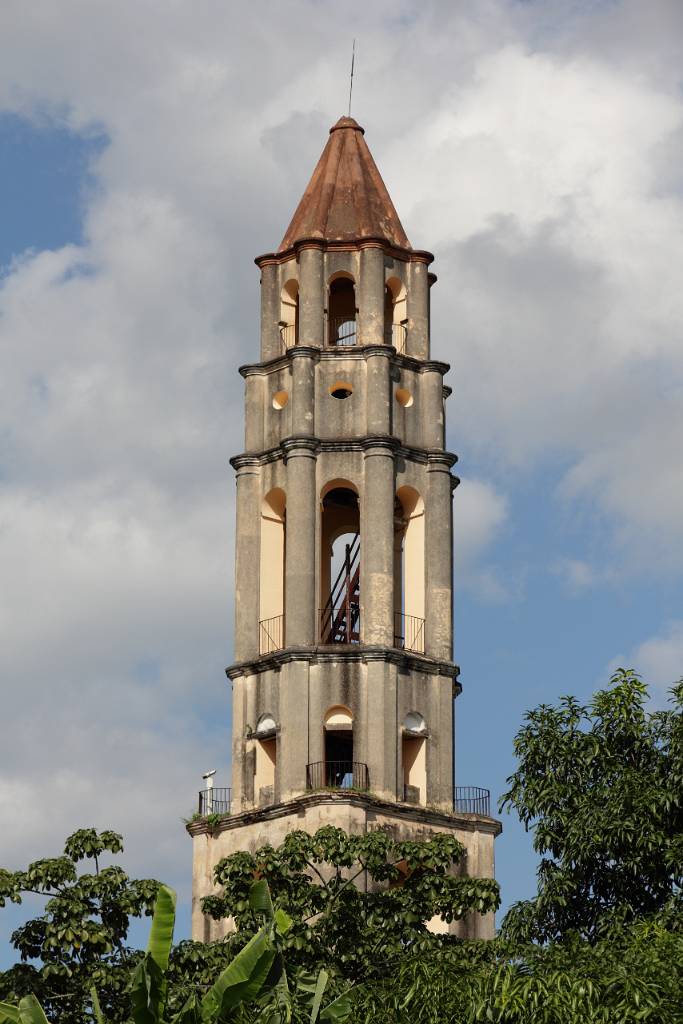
[189,116,500,940]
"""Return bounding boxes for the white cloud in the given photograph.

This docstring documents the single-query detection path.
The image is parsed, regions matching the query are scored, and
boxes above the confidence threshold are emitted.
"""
[454,477,510,601]
[610,620,683,701]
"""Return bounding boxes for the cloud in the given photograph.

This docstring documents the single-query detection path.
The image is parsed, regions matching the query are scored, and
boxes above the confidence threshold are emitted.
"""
[609,620,683,701]
[454,477,510,601]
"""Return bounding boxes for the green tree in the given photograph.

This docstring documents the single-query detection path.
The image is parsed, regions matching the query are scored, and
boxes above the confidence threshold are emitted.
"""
[202,826,500,983]
[500,669,683,943]
[0,829,159,1023]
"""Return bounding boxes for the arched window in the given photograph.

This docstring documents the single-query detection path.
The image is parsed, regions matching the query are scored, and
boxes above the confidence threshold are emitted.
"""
[327,276,357,346]
[279,280,298,352]
[320,482,360,644]
[385,277,407,353]
[394,486,425,653]
[254,713,276,805]
[323,705,354,788]
[259,488,286,653]
[402,711,427,805]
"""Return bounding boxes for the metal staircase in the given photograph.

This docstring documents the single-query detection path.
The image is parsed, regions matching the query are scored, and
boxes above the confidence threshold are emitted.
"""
[320,533,360,643]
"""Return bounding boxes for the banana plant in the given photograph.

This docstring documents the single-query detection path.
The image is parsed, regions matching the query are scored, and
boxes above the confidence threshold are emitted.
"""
[0,995,49,1024]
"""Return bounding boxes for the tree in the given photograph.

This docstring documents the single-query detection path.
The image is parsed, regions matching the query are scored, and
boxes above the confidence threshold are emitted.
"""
[0,829,159,1023]
[499,669,683,943]
[202,826,500,983]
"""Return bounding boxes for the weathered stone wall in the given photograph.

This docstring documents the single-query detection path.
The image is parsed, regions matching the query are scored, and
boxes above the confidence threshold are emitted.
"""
[189,793,499,943]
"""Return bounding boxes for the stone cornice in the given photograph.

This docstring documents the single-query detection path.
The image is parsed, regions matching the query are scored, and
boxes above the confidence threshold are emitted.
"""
[238,347,450,378]
[226,643,461,693]
[230,438,458,471]
[254,238,434,269]
[186,789,500,839]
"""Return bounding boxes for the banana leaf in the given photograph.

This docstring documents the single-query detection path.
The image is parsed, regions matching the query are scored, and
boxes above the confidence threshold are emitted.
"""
[201,928,277,1021]
[17,997,49,1024]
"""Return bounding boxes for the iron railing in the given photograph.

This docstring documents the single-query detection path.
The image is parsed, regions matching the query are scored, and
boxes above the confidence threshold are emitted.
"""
[198,787,232,816]
[454,786,491,816]
[259,614,284,655]
[391,322,407,354]
[279,323,296,352]
[328,315,357,346]
[306,760,369,792]
[394,612,425,654]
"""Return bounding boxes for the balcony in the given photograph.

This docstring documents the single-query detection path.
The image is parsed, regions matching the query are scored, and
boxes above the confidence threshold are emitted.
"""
[394,612,425,654]
[454,786,491,816]
[306,760,369,792]
[327,315,357,347]
[259,614,284,655]
[198,787,232,816]
[279,323,296,352]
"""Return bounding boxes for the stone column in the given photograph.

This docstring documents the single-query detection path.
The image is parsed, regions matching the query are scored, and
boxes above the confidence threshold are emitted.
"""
[278,660,310,799]
[361,441,395,645]
[421,366,445,449]
[407,259,430,360]
[290,348,316,437]
[298,246,324,347]
[358,244,385,346]
[233,459,261,661]
[243,371,265,452]
[425,456,453,661]
[259,260,281,361]
[284,440,317,646]
[365,346,391,436]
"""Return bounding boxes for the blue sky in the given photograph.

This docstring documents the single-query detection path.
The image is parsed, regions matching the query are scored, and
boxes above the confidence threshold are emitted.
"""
[1,0,683,961]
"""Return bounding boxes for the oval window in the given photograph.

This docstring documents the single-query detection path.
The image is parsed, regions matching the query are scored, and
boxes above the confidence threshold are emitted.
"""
[329,382,353,400]
[396,387,413,408]
[273,390,289,410]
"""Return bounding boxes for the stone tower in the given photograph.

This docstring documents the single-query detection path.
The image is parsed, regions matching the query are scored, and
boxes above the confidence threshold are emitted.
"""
[189,116,500,940]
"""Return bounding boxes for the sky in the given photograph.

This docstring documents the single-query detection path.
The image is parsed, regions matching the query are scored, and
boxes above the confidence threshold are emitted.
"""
[1,0,683,953]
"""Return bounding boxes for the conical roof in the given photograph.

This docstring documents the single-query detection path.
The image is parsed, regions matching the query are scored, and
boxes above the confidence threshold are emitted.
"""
[278,116,411,252]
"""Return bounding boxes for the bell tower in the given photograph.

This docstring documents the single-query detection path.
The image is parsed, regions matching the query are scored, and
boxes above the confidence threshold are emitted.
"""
[189,116,500,939]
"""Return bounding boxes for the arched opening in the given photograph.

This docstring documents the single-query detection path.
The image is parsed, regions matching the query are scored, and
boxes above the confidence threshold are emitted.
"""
[324,705,354,787]
[402,711,427,805]
[384,277,407,353]
[327,275,357,346]
[320,483,360,644]
[279,280,299,352]
[394,486,425,653]
[259,488,286,653]
[254,713,277,805]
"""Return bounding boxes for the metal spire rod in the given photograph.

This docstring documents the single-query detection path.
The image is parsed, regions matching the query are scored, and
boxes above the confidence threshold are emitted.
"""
[347,39,356,117]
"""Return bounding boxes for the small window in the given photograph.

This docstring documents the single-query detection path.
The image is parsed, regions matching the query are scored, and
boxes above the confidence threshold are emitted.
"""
[273,390,289,409]
[396,387,413,408]
[329,382,353,400]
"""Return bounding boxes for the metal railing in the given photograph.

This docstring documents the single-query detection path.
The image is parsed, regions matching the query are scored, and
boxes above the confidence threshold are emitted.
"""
[320,533,360,644]
[198,787,232,816]
[394,612,425,654]
[391,322,407,354]
[328,315,357,346]
[259,614,284,655]
[306,760,369,792]
[279,323,296,352]
[454,786,491,816]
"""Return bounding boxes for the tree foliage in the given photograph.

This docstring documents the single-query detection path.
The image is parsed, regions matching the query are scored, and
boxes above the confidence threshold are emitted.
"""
[500,669,683,943]
[0,829,159,1023]
[202,827,500,981]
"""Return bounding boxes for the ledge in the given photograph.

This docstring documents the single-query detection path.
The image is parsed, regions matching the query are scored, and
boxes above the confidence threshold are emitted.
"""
[254,238,434,268]
[226,644,461,692]
[186,789,501,839]
[238,347,450,377]
[230,437,458,471]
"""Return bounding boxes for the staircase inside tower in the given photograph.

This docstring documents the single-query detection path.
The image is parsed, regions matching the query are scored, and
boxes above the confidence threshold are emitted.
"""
[320,532,360,643]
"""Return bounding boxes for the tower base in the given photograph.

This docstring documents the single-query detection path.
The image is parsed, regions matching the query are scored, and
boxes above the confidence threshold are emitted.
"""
[188,791,501,942]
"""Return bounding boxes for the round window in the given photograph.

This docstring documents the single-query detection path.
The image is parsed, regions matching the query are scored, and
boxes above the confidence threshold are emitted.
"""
[329,382,353,400]
[272,390,289,410]
[396,387,413,408]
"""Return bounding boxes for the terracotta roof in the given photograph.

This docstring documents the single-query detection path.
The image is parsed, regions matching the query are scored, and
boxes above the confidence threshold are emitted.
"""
[278,116,412,252]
